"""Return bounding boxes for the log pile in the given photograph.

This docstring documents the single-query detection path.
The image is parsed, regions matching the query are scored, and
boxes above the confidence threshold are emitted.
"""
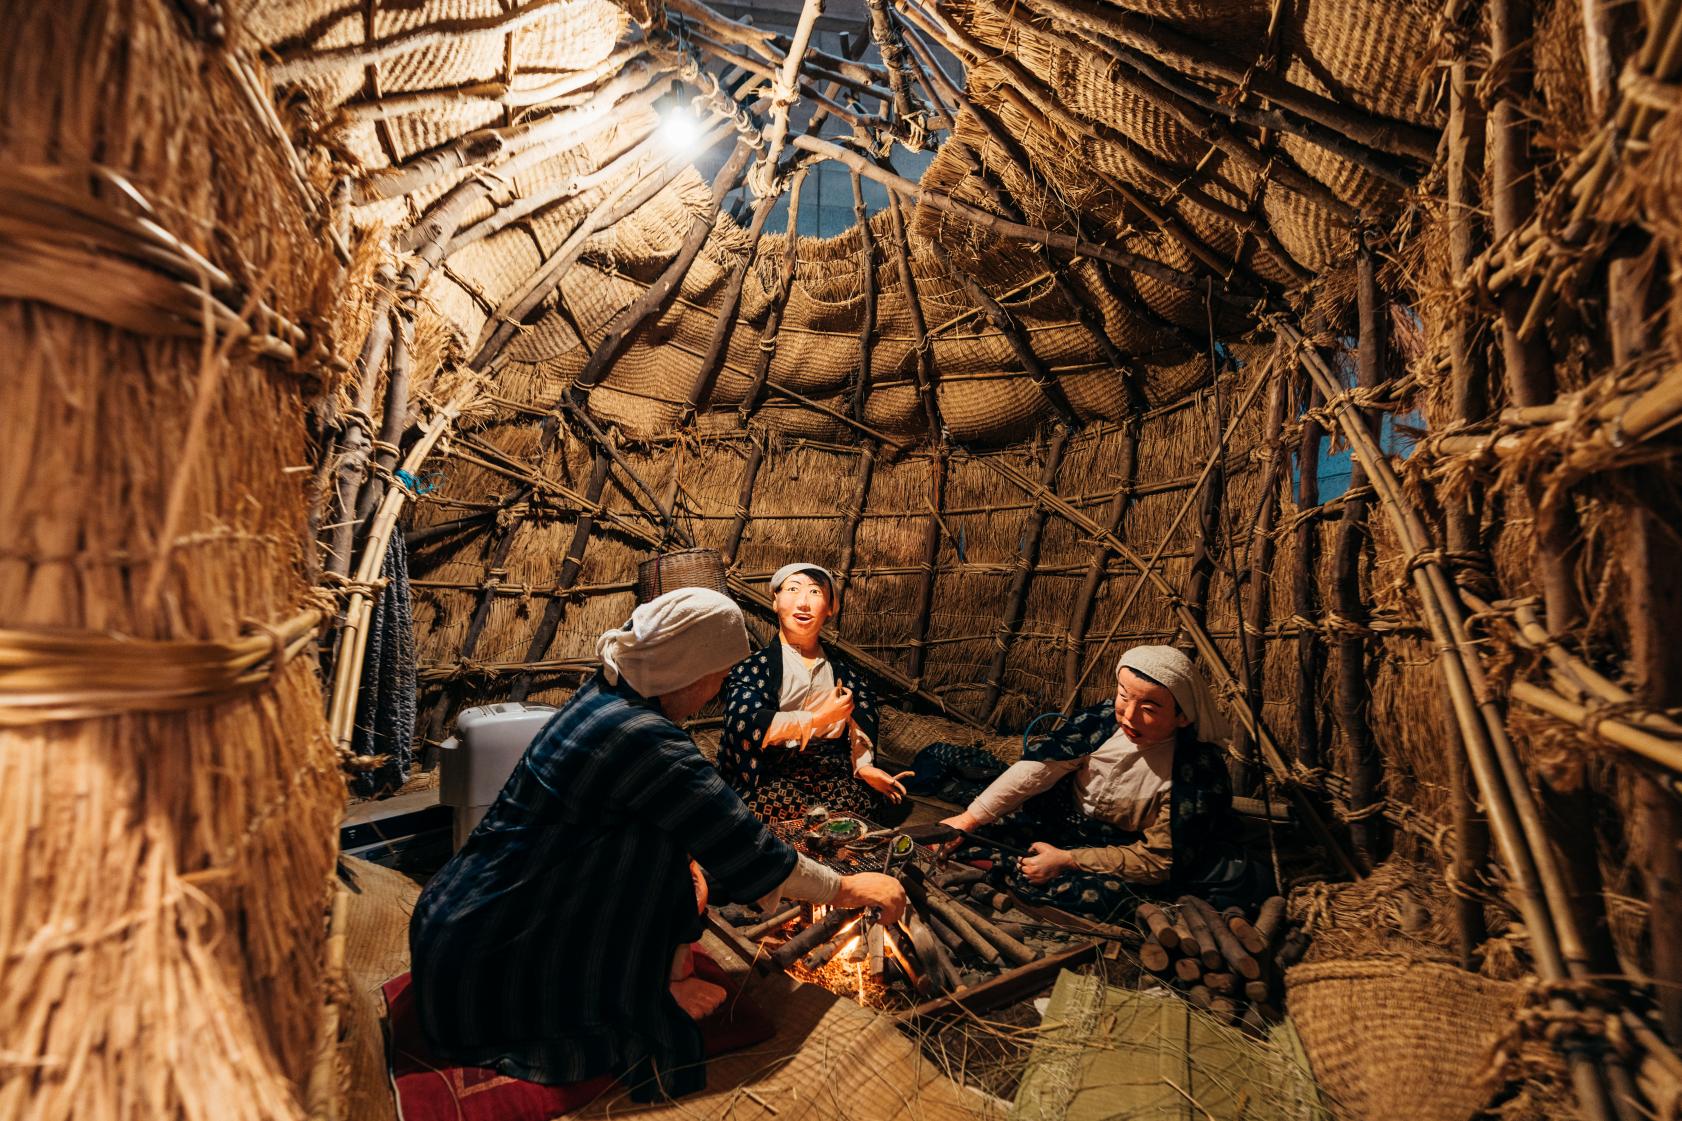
[1135,895,1307,1031]
[709,845,1100,1018]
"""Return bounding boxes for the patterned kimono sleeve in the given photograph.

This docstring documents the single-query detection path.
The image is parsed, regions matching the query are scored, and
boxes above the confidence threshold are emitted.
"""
[716,652,781,795]
[615,721,799,903]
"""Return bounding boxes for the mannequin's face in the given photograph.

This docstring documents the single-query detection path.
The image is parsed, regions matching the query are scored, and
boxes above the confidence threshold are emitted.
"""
[1114,668,1189,744]
[773,572,833,646]
[659,668,729,723]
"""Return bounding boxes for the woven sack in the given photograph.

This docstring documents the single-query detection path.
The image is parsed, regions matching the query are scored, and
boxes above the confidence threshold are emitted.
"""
[636,548,730,604]
[1285,958,1524,1121]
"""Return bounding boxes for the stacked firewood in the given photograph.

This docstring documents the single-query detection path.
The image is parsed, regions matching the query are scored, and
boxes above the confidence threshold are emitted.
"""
[1134,895,1308,1031]
[714,860,1102,1017]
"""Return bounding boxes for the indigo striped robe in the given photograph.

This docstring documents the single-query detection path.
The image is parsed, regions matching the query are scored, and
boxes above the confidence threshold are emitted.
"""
[409,672,797,1100]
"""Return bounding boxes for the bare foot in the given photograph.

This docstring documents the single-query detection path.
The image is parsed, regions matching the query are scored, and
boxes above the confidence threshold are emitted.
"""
[670,976,726,1021]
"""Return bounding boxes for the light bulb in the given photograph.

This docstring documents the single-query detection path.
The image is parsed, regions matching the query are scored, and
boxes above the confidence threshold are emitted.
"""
[656,108,703,153]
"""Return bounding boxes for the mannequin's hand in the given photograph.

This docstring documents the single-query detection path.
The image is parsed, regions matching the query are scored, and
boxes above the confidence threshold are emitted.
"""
[1019,842,1074,885]
[807,685,854,735]
[858,766,915,803]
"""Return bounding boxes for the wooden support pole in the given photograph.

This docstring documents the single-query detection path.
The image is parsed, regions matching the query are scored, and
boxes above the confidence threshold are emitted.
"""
[750,0,825,195]
[354,307,414,527]
[567,141,755,408]
[1445,54,1494,965]
[723,439,765,568]
[789,132,1257,306]
[882,190,945,438]
[1490,0,1611,982]
[1609,228,1682,1043]
[739,168,807,423]
[1292,380,1325,772]
[468,119,737,370]
[835,444,877,621]
[682,188,784,424]
[850,170,876,425]
[1177,414,1226,641]
[1061,421,1138,703]
[864,0,920,125]
[1335,237,1385,863]
[924,237,1082,428]
[990,0,1439,159]
[508,450,613,702]
[980,428,1071,724]
[327,297,395,575]
[1232,372,1287,787]
[908,451,947,685]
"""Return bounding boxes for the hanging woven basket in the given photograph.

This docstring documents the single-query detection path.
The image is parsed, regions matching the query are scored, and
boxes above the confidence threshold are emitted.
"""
[635,547,730,604]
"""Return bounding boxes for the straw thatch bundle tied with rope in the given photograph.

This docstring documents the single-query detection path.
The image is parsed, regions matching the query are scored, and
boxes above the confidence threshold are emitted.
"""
[5,0,1682,1118]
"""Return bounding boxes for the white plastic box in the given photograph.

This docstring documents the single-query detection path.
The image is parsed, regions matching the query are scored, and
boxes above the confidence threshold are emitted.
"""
[437,702,558,851]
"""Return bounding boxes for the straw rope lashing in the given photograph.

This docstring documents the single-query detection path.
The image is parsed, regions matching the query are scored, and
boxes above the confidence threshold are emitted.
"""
[0,610,324,726]
[1274,316,1629,1116]
[0,166,314,362]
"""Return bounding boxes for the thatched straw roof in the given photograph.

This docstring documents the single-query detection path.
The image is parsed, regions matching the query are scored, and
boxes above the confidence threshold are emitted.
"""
[5,0,1682,1118]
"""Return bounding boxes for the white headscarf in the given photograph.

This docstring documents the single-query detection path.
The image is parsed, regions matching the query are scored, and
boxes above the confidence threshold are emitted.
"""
[596,587,750,698]
[769,562,836,597]
[1117,645,1230,744]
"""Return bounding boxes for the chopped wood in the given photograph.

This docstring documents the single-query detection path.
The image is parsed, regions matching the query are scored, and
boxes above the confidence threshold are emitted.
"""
[770,907,862,971]
[742,905,802,941]
[1245,980,1272,1003]
[1204,971,1237,994]
[1137,902,1180,951]
[903,873,1002,966]
[968,882,1015,913]
[1253,896,1288,947]
[1139,937,1171,973]
[903,941,1100,1024]
[1222,907,1267,956]
[1186,896,1261,980]
[1174,957,1203,984]
[1176,900,1222,970]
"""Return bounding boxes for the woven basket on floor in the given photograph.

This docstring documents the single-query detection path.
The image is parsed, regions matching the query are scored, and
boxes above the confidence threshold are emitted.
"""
[1286,958,1524,1121]
[636,548,730,603]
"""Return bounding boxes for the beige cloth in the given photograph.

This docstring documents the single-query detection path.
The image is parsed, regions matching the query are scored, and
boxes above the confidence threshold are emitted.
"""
[966,727,1175,883]
[596,587,750,697]
[766,641,875,770]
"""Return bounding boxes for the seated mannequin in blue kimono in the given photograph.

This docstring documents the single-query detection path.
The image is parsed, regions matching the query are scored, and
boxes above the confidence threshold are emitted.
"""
[717,563,913,827]
[940,645,1268,917]
[409,588,907,1101]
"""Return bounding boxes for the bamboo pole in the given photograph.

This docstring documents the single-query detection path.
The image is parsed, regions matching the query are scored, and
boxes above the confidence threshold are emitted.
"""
[508,450,613,702]
[327,384,481,757]
[326,291,396,576]
[1062,421,1138,703]
[980,428,1071,724]
[907,451,948,685]
[354,309,413,526]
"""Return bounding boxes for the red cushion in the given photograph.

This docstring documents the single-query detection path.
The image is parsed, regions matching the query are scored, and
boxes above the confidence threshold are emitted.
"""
[382,949,772,1121]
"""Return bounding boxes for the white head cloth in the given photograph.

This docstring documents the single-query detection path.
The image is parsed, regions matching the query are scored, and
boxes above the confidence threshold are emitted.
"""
[1116,645,1231,744]
[769,561,836,596]
[596,587,750,698]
